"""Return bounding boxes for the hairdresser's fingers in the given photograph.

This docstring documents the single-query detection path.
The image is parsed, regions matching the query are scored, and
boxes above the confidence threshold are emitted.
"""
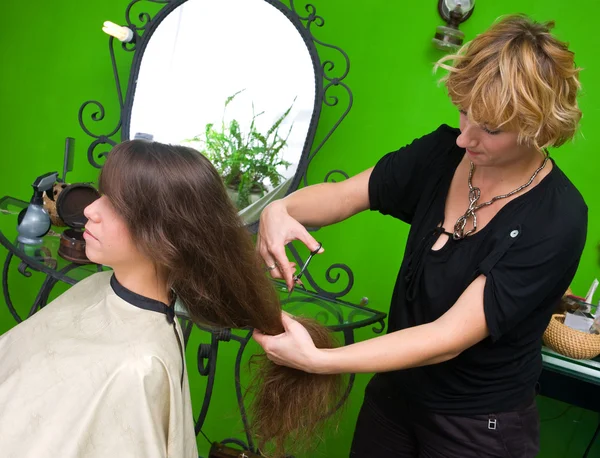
[252,329,286,361]
[280,311,296,332]
[257,201,290,262]
[261,249,286,281]
[269,223,321,290]
[263,313,318,371]
[259,254,283,280]
[270,245,295,288]
[252,328,268,347]
[256,229,271,261]
[262,259,292,278]
[259,202,315,285]
[280,313,314,345]
[291,225,324,255]
[257,233,287,280]
[257,233,271,266]
[256,232,262,252]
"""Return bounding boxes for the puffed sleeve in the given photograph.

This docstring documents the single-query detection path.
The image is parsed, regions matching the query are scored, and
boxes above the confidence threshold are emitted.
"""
[369,124,458,223]
[480,199,588,342]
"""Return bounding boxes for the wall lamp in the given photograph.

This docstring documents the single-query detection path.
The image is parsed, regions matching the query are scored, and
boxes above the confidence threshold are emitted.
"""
[102,21,135,43]
[432,0,475,51]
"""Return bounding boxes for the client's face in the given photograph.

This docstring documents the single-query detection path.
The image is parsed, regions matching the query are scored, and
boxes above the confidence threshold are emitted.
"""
[82,196,142,268]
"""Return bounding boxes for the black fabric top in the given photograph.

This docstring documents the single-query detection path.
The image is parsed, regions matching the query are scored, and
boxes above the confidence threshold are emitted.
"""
[368,124,588,415]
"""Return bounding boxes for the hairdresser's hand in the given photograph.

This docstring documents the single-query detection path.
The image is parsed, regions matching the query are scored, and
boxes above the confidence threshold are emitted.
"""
[258,200,323,290]
[253,313,323,374]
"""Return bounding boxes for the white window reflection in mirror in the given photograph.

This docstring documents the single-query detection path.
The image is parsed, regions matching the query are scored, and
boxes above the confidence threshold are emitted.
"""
[129,0,316,211]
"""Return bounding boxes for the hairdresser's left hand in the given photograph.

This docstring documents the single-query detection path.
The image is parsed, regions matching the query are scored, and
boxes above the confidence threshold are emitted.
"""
[253,312,323,373]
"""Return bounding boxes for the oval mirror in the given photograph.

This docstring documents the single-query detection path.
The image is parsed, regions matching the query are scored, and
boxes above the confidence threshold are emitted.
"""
[123,0,318,225]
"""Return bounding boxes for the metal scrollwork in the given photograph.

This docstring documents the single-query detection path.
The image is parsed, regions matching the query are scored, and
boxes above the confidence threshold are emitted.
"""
[197,343,212,376]
[77,36,123,169]
[324,263,354,297]
[17,261,33,278]
[288,243,354,300]
[4,254,23,323]
[1,246,90,324]
[124,0,166,41]
[194,330,221,435]
[372,319,386,334]
[324,169,349,183]
[286,1,353,190]
[81,0,358,300]
[78,0,168,168]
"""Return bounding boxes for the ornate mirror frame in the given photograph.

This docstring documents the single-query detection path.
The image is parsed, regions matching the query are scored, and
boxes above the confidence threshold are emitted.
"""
[78,0,356,300]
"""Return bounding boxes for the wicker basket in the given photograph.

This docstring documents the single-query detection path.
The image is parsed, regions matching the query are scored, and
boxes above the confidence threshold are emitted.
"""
[543,314,600,360]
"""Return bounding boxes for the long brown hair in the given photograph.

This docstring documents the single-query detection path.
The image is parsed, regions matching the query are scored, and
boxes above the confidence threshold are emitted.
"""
[98,140,343,456]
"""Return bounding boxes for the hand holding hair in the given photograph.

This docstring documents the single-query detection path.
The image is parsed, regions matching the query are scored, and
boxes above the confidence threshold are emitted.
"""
[253,312,323,373]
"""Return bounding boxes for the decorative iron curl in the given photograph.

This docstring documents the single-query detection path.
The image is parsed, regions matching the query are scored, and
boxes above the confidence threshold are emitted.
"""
[124,0,165,39]
[313,310,330,325]
[4,254,23,323]
[324,263,354,296]
[372,319,386,334]
[88,137,116,169]
[292,3,323,25]
[324,169,349,183]
[296,2,351,90]
[79,0,169,168]
[282,296,344,326]
[17,261,33,278]
[197,343,212,376]
[287,243,354,300]
[78,36,126,168]
[304,77,352,173]
[283,1,352,190]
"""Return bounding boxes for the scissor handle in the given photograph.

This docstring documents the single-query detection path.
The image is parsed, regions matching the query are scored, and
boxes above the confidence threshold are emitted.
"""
[293,242,323,283]
[309,242,323,256]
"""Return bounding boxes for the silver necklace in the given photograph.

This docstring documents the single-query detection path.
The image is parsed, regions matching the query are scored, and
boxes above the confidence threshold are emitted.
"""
[453,154,549,240]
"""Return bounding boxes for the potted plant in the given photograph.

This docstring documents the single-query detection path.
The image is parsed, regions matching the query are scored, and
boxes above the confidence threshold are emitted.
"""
[185,90,293,209]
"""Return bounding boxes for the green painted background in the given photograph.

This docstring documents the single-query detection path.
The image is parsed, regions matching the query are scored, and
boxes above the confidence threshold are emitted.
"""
[1,0,599,456]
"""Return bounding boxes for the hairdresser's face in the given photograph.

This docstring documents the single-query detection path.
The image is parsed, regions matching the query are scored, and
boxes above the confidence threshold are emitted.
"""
[83,196,144,268]
[456,109,537,167]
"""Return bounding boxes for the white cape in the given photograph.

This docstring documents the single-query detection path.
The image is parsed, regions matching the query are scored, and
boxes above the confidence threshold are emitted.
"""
[0,271,198,458]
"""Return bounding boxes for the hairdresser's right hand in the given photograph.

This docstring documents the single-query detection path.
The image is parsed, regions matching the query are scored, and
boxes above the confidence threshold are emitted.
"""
[258,200,323,291]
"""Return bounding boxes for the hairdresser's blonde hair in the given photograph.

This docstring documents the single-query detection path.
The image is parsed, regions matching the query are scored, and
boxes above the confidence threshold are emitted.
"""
[435,14,582,150]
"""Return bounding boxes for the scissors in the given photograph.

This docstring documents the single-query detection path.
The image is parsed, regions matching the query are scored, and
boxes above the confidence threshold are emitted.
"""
[288,242,322,297]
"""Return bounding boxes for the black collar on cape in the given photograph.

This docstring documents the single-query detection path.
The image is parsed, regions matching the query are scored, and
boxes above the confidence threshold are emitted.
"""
[110,274,176,324]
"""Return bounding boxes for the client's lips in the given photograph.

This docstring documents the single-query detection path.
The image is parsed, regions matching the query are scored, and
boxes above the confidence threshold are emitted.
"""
[83,228,98,241]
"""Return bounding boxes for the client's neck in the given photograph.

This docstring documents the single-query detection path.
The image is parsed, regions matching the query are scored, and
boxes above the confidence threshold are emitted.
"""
[113,262,170,305]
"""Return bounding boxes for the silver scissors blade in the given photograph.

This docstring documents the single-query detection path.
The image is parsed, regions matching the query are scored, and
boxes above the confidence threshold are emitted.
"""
[288,242,322,298]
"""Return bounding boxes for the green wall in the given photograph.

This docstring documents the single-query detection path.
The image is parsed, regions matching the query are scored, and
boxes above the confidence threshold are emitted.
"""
[1,1,599,457]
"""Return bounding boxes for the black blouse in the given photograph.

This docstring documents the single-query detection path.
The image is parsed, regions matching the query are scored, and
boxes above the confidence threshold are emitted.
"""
[368,124,588,414]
